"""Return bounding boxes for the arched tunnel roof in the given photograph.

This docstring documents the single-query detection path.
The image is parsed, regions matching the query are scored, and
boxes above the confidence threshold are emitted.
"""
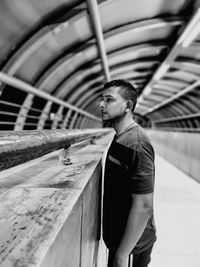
[0,0,200,130]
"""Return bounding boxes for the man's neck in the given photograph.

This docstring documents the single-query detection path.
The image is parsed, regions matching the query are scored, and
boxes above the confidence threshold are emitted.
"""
[112,115,135,136]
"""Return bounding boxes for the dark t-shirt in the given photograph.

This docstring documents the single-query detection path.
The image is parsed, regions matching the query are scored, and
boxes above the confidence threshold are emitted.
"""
[103,123,156,254]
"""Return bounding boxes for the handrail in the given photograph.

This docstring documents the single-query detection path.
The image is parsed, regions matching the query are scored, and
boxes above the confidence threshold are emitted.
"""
[149,127,200,133]
[0,100,44,114]
[0,111,18,117]
[0,100,22,108]
[0,71,101,121]
[153,112,200,124]
[0,128,111,171]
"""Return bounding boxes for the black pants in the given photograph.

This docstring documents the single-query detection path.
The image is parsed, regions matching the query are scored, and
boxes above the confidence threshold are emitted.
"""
[107,246,153,267]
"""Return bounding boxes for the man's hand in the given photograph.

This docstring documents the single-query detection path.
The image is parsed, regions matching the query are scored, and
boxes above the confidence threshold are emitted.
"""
[112,253,129,267]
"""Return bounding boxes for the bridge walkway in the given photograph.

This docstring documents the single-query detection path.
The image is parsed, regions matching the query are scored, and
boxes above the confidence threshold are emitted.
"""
[149,154,200,267]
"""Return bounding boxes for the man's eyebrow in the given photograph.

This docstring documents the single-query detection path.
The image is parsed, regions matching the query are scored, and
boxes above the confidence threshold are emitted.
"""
[104,94,115,98]
[98,94,104,100]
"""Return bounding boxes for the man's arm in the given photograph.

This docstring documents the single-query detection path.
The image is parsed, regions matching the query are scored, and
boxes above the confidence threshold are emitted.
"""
[113,192,153,267]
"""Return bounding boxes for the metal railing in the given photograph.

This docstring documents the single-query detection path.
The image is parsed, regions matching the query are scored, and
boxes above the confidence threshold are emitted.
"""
[153,112,200,123]
[153,112,200,129]
[151,127,200,133]
[0,72,102,131]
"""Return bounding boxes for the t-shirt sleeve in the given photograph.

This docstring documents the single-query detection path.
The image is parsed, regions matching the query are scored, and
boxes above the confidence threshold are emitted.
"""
[129,142,155,194]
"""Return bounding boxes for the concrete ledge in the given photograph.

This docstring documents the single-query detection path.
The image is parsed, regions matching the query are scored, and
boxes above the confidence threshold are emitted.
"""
[0,134,112,267]
[0,129,111,171]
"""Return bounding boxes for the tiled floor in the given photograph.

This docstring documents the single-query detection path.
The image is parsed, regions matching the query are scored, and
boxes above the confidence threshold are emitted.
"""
[149,154,200,267]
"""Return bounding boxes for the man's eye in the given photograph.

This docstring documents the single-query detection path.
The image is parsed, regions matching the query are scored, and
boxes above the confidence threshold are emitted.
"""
[106,98,113,102]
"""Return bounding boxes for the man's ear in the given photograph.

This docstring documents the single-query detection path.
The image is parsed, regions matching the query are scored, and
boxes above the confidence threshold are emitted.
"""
[126,100,133,111]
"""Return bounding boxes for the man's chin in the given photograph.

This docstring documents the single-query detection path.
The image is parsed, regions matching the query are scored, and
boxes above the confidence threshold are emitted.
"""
[101,114,109,120]
[101,114,111,121]
[102,119,113,127]
[101,116,114,125]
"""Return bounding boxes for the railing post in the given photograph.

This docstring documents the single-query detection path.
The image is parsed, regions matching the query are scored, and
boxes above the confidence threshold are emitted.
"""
[75,114,83,129]
[80,117,88,129]
[14,94,34,130]
[61,109,72,129]
[69,111,78,129]
[37,100,52,130]
[52,106,64,129]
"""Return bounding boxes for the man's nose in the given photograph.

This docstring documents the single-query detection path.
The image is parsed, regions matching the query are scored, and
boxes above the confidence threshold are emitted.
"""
[100,100,105,109]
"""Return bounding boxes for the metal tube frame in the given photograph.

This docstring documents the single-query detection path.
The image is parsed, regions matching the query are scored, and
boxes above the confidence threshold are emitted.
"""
[86,0,111,82]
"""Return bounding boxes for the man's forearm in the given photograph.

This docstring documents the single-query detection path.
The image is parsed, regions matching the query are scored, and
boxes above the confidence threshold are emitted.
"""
[115,194,153,258]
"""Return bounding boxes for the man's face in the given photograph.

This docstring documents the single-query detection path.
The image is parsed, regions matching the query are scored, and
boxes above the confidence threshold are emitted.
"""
[100,86,127,121]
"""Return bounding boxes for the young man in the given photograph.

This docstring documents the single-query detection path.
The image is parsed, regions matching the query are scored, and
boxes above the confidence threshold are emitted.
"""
[100,79,156,267]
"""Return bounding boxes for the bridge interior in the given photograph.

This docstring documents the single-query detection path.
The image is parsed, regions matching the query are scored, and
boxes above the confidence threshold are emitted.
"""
[0,0,200,266]
[0,0,200,131]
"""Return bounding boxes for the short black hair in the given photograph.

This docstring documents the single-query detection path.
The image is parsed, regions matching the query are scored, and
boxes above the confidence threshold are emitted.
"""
[103,79,138,111]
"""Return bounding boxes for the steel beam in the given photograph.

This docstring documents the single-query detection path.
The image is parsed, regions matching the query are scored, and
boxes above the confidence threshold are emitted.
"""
[138,8,200,103]
[154,112,200,124]
[86,0,111,82]
[141,80,200,116]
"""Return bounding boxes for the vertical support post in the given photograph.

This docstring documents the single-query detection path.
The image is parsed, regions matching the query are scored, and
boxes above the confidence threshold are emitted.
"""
[37,100,52,130]
[77,114,85,129]
[80,117,88,129]
[61,109,73,129]
[69,111,78,129]
[52,106,64,129]
[73,113,80,129]
[14,93,34,130]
